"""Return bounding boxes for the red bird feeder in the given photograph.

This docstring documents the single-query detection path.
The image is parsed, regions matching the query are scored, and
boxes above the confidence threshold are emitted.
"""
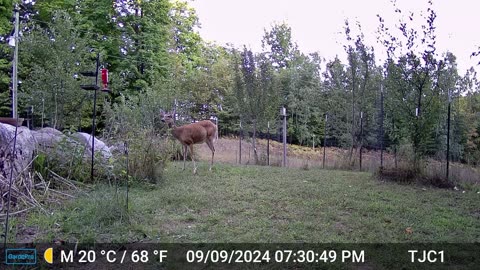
[101,68,110,92]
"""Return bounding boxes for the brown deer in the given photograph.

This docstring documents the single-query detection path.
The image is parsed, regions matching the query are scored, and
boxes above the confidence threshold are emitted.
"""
[161,113,217,174]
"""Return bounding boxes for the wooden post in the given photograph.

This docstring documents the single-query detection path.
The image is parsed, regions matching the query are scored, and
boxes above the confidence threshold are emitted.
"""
[239,120,242,164]
[323,113,327,169]
[446,91,451,181]
[281,107,287,167]
[393,117,398,169]
[359,111,363,171]
[90,53,100,182]
[380,84,384,169]
[312,134,315,150]
[267,121,270,166]
[124,141,129,211]
[11,5,19,119]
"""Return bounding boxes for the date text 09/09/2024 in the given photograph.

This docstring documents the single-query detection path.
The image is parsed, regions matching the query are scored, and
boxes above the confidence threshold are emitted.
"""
[185,249,365,263]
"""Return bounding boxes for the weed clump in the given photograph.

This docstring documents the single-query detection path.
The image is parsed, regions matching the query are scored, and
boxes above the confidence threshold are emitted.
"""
[377,167,416,184]
[377,167,455,189]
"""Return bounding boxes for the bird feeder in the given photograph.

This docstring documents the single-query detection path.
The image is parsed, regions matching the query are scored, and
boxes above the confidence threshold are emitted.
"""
[101,68,110,92]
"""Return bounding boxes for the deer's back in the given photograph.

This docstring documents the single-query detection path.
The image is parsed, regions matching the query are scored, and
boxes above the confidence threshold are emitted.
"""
[196,120,217,138]
[173,120,216,145]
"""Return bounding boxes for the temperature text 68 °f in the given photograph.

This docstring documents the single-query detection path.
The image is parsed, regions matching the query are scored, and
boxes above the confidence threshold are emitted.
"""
[60,250,168,263]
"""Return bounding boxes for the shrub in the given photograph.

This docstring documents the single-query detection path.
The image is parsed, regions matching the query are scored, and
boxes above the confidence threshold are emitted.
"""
[256,152,268,166]
[102,90,174,184]
[376,167,416,184]
[376,164,455,189]
[127,130,171,184]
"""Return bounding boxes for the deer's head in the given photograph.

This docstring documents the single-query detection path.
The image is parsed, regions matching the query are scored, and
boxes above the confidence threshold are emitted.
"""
[161,112,175,128]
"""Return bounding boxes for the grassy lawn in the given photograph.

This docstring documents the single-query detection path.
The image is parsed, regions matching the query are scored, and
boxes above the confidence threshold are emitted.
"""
[25,162,479,243]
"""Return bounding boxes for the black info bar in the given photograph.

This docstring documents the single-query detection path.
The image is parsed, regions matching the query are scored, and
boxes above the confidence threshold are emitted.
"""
[1,243,479,269]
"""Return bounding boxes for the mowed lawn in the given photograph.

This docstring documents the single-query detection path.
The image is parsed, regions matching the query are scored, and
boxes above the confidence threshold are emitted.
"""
[27,162,479,243]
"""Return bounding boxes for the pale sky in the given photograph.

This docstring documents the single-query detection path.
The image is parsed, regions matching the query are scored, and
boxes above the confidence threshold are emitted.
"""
[189,0,480,75]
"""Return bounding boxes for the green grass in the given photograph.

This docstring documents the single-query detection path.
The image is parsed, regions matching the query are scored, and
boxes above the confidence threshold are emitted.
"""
[26,162,479,243]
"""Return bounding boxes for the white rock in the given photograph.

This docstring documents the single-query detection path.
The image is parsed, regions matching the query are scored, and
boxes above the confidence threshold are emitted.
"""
[71,132,112,161]
[0,123,35,189]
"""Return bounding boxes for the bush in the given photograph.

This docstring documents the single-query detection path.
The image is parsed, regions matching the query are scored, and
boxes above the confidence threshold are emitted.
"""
[256,152,268,166]
[376,167,416,184]
[102,90,174,184]
[127,130,171,184]
[397,143,416,165]
[376,165,455,189]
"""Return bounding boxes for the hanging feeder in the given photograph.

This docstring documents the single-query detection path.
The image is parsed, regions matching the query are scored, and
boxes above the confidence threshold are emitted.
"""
[101,68,110,92]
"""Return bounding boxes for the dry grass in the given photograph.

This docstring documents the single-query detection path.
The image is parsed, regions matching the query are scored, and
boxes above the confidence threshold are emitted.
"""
[197,137,401,171]
[196,137,480,188]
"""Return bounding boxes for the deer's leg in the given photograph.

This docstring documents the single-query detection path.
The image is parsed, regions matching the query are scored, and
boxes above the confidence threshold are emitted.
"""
[182,145,187,170]
[206,140,215,171]
[189,144,197,174]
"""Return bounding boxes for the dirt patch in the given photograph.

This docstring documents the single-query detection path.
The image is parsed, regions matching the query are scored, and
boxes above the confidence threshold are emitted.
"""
[471,210,480,219]
[334,221,348,232]
[16,223,39,243]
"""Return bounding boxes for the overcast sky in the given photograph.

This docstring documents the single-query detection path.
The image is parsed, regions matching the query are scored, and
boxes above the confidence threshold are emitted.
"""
[189,0,480,74]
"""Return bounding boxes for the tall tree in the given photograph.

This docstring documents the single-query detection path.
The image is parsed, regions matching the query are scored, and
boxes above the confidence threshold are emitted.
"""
[343,20,376,164]
[233,47,274,163]
[114,0,171,92]
[261,22,297,70]
[19,11,91,129]
[323,57,350,147]
[378,0,445,170]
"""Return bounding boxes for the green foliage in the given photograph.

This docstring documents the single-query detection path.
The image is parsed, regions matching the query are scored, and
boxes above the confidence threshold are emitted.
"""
[103,87,173,183]
[232,47,278,162]
[19,11,91,129]
[33,152,48,177]
[0,33,11,116]
[175,45,234,120]
[113,0,171,92]
[0,0,13,116]
[169,0,202,68]
[460,86,480,165]
[261,22,297,69]
[377,1,455,171]
[0,0,13,36]
[34,0,75,22]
